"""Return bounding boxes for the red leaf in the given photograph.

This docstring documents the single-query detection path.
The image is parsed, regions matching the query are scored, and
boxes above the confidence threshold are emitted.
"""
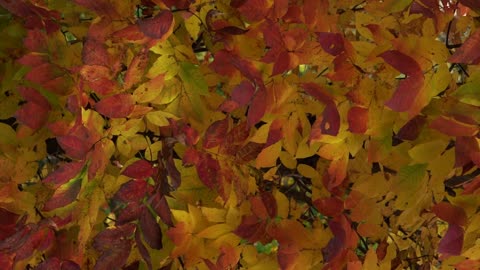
[210,50,238,77]
[139,207,162,249]
[432,202,467,226]
[323,215,358,262]
[449,28,480,64]
[203,118,229,149]
[15,102,49,130]
[196,154,220,189]
[122,160,154,179]
[88,140,112,180]
[231,81,255,106]
[396,115,427,140]
[234,215,269,243]
[43,161,85,188]
[73,0,120,19]
[379,50,423,76]
[277,243,299,270]
[93,241,132,270]
[272,51,298,75]
[455,136,479,167]
[124,49,149,89]
[82,39,110,66]
[380,50,425,112]
[313,197,344,217]
[15,227,54,261]
[302,82,334,104]
[219,100,240,113]
[0,208,20,241]
[303,0,321,26]
[17,87,50,108]
[250,196,269,219]
[43,176,83,211]
[385,76,424,112]
[260,191,277,218]
[93,223,136,252]
[182,147,201,166]
[0,253,13,270]
[235,142,265,163]
[182,125,200,146]
[247,88,267,126]
[316,32,345,56]
[150,193,174,227]
[430,116,479,137]
[216,245,241,269]
[460,0,480,9]
[321,102,341,136]
[57,135,90,160]
[166,222,188,246]
[114,179,148,202]
[138,10,174,40]
[237,0,271,22]
[95,94,134,118]
[347,106,368,134]
[116,202,143,225]
[462,175,480,195]
[438,224,464,255]
[135,229,153,270]
[266,119,283,147]
[35,257,81,270]
[0,1,60,33]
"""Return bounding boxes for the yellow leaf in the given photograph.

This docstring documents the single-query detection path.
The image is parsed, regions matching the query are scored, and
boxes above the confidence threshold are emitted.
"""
[296,138,320,159]
[297,164,320,179]
[274,190,289,218]
[201,207,226,223]
[146,110,178,127]
[408,140,448,163]
[111,118,144,137]
[250,121,271,143]
[116,135,131,156]
[149,82,179,106]
[144,141,162,161]
[363,249,379,270]
[279,151,297,169]
[212,233,241,249]
[133,83,163,103]
[256,141,281,168]
[197,223,233,239]
[148,55,178,80]
[0,123,16,145]
[184,15,201,40]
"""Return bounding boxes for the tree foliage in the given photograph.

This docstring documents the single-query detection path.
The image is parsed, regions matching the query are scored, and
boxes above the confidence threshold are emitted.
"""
[1,0,480,269]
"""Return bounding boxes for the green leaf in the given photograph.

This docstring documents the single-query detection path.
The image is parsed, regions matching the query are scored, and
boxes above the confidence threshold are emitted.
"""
[452,81,480,106]
[178,62,208,95]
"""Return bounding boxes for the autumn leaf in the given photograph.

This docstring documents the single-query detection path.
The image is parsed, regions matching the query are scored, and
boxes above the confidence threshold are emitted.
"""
[138,10,174,40]
[379,50,425,112]
[95,93,135,118]
[121,159,154,179]
[449,29,480,64]
[43,163,88,211]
